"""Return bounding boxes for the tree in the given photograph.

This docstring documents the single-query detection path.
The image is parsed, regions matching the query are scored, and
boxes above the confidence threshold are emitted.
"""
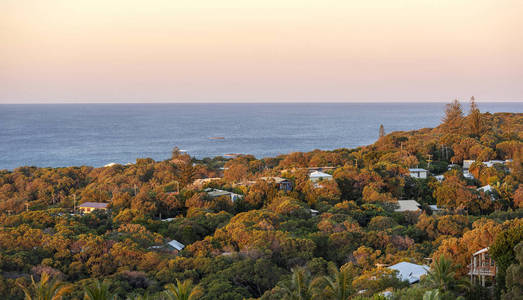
[423,289,441,300]
[500,241,523,300]
[442,99,464,134]
[83,280,117,300]
[379,125,385,138]
[490,224,523,295]
[18,272,69,300]
[425,256,456,291]
[314,264,355,300]
[423,256,467,295]
[281,267,315,300]
[164,279,202,300]
[467,96,484,137]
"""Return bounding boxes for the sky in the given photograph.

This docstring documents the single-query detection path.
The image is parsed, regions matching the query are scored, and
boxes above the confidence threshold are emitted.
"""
[1,0,522,103]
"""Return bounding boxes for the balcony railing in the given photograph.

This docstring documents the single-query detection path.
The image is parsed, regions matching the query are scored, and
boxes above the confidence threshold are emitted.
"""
[468,266,496,276]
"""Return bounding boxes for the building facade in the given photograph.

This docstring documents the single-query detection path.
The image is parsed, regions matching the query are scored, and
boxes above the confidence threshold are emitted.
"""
[469,247,496,287]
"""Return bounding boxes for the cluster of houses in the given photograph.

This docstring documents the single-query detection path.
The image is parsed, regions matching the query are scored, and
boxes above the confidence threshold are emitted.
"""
[77,161,502,290]
[378,245,497,295]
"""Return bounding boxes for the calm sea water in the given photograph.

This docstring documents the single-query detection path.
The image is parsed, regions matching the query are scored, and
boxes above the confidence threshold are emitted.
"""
[0,102,521,170]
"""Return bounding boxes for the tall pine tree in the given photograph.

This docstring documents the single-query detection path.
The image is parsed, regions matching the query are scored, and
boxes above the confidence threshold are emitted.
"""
[468,96,484,137]
[442,99,464,134]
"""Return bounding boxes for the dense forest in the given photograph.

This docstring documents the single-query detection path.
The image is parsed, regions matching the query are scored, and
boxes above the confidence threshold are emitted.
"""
[0,98,522,300]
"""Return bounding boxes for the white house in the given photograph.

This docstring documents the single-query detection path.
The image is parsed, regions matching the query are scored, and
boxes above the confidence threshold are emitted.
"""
[309,171,333,182]
[409,168,428,179]
[395,200,421,212]
[482,160,507,168]
[205,188,243,202]
[463,160,475,170]
[167,240,185,251]
[388,262,429,284]
[478,184,493,193]
[434,175,445,182]
[463,171,474,179]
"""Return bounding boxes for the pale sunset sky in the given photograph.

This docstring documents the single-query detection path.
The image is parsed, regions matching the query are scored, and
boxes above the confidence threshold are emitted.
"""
[1,0,522,103]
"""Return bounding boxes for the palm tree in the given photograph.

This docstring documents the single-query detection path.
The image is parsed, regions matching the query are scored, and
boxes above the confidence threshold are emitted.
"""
[83,280,117,300]
[127,293,158,300]
[424,256,456,292]
[424,255,469,294]
[314,264,354,300]
[163,279,202,300]
[18,272,69,300]
[280,267,315,300]
[423,289,441,300]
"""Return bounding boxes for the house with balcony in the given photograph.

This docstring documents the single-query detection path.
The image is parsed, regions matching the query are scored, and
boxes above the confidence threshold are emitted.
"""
[468,247,497,287]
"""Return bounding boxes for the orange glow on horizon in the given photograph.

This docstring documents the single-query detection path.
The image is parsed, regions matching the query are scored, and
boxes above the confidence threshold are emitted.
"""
[1,0,522,103]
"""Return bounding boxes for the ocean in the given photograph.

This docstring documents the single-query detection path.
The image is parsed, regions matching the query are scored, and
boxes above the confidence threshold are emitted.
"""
[0,102,521,170]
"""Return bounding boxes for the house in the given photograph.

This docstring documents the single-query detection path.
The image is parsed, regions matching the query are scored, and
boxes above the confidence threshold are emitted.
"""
[478,185,496,201]
[434,175,445,182]
[429,205,445,215]
[309,171,333,182]
[192,177,221,188]
[447,164,459,170]
[167,240,185,251]
[482,160,505,168]
[469,247,496,287]
[429,205,439,211]
[78,202,108,213]
[388,262,429,284]
[463,171,474,179]
[205,188,243,202]
[394,200,421,212]
[477,185,493,193]
[463,160,475,170]
[409,168,428,179]
[310,209,319,216]
[261,177,293,191]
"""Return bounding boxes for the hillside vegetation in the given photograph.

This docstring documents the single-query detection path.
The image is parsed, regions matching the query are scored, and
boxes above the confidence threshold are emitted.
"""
[0,98,521,300]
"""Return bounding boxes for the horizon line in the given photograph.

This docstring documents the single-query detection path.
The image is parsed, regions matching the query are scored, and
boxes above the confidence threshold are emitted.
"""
[1,100,522,105]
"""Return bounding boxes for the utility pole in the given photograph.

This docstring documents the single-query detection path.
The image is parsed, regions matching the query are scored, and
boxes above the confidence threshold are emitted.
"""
[427,154,433,168]
[73,194,76,214]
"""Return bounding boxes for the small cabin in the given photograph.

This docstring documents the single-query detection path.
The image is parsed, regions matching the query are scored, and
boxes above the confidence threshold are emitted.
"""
[482,160,505,168]
[463,160,475,170]
[167,240,185,251]
[205,188,243,202]
[469,247,496,287]
[388,262,429,284]
[434,175,445,182]
[477,185,493,193]
[463,171,475,179]
[309,209,319,216]
[78,202,108,213]
[395,200,421,213]
[261,177,293,191]
[309,171,333,182]
[192,177,222,188]
[409,168,428,179]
